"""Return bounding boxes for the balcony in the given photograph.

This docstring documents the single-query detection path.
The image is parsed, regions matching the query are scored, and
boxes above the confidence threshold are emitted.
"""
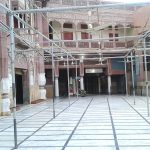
[78,42,89,48]
[64,41,76,47]
[116,42,126,48]
[127,40,134,48]
[104,42,114,48]
[62,40,134,49]
[91,42,99,48]
[15,28,33,48]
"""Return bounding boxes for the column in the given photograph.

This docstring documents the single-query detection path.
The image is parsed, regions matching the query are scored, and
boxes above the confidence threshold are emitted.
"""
[29,65,34,103]
[54,61,59,97]
[55,77,59,97]
[80,59,84,90]
[69,77,73,96]
[98,77,101,94]
[36,1,46,100]
[0,78,10,116]
[131,52,135,104]
[38,73,46,99]
[73,78,76,95]
[124,58,128,96]
[143,38,149,116]
[80,76,84,90]
[108,75,111,95]
[22,70,29,104]
[112,25,116,48]
[0,14,10,116]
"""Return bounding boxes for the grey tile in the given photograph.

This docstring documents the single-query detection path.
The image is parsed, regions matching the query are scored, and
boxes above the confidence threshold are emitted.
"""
[77,126,112,130]
[34,130,72,135]
[75,130,113,134]
[20,140,66,147]
[71,134,114,140]
[118,139,150,146]
[28,135,69,140]
[120,147,150,150]
[18,147,62,150]
[117,134,150,139]
[40,126,74,131]
[65,147,116,150]
[0,141,14,147]
[67,140,115,146]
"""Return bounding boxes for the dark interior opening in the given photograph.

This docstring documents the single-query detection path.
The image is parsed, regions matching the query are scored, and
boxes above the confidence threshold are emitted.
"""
[84,74,99,94]
[59,69,68,96]
[49,21,53,39]
[100,75,108,94]
[111,75,125,94]
[84,73,108,95]
[15,74,23,104]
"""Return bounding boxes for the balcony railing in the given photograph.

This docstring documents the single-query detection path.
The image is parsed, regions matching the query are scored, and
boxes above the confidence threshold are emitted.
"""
[127,41,134,48]
[62,40,134,49]
[64,41,76,47]
[116,42,126,48]
[91,42,99,48]
[78,42,89,48]
[104,42,114,48]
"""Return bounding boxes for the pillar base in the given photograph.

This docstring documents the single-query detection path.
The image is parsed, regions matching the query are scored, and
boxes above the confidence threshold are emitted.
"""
[1,111,11,116]
[0,98,11,116]
[80,76,84,91]
[39,88,46,100]
[38,73,46,99]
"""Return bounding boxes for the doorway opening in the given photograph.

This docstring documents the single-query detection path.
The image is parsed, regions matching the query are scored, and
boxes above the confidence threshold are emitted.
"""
[15,74,23,104]
[84,74,99,94]
[59,69,68,97]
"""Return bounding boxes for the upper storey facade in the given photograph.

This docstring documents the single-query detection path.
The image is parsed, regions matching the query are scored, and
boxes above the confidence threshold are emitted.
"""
[45,0,135,52]
[47,0,134,25]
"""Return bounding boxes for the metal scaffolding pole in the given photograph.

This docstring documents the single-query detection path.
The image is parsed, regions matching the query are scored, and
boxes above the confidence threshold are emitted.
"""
[9,13,18,149]
[75,60,78,99]
[51,43,55,118]
[143,38,149,117]
[40,35,141,43]
[67,54,70,106]
[12,2,150,14]
[131,51,136,105]
[0,3,11,13]
[124,58,128,96]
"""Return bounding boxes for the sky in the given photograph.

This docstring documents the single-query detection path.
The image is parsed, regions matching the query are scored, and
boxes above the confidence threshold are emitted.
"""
[105,0,150,3]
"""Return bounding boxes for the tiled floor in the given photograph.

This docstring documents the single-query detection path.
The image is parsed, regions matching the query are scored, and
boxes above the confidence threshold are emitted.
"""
[0,95,150,150]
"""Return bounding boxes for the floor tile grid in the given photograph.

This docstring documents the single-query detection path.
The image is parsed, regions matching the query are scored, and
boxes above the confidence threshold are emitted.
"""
[11,97,79,150]
[0,99,52,122]
[107,97,119,150]
[61,97,94,150]
[66,96,116,150]
[0,97,78,149]
[0,97,77,132]
[124,96,150,125]
[0,99,55,131]
[110,96,150,150]
[19,96,92,149]
[123,97,150,125]
[125,96,148,116]
[1,96,150,150]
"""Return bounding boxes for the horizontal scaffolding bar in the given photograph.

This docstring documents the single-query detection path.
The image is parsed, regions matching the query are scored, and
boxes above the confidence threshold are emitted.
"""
[12,2,150,14]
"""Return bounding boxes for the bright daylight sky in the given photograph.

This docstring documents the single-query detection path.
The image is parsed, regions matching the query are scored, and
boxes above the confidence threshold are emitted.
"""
[105,0,150,3]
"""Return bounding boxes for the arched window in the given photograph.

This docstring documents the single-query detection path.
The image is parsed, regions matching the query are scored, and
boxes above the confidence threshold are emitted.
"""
[80,23,91,39]
[63,23,74,40]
